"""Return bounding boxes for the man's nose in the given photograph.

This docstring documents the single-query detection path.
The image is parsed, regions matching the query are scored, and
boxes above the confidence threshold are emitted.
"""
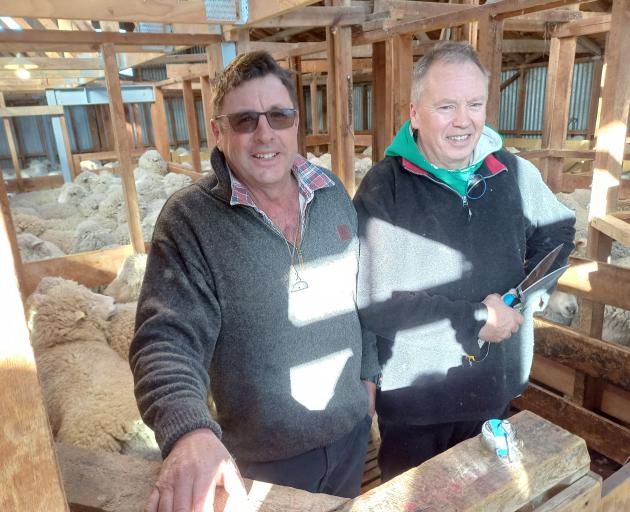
[254,113,276,141]
[452,106,471,126]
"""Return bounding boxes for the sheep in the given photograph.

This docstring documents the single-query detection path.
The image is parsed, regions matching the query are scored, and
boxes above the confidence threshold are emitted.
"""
[137,149,167,176]
[113,223,131,246]
[12,212,47,236]
[92,170,119,195]
[27,160,50,177]
[79,159,102,171]
[39,229,74,254]
[11,205,39,217]
[73,219,117,253]
[135,172,166,202]
[58,182,88,207]
[540,290,578,326]
[105,302,137,360]
[78,192,106,218]
[141,208,161,240]
[362,146,372,158]
[26,278,159,460]
[104,253,148,304]
[74,170,99,191]
[99,187,125,220]
[26,277,115,350]
[163,172,192,197]
[17,233,64,261]
[36,201,80,220]
[354,156,373,180]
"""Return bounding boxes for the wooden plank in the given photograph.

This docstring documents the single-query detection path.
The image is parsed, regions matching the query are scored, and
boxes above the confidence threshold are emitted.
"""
[559,256,630,311]
[305,133,372,147]
[0,165,25,294]
[600,382,630,425]
[166,162,204,181]
[477,15,504,129]
[310,77,320,137]
[182,80,202,173]
[591,215,630,247]
[249,5,370,28]
[4,175,64,193]
[343,410,590,511]
[530,354,575,396]
[533,318,630,392]
[0,177,69,512]
[102,43,145,254]
[57,442,348,512]
[289,57,308,157]
[22,244,136,297]
[0,57,102,70]
[513,383,630,464]
[58,115,77,179]
[533,473,601,512]
[540,36,577,191]
[0,105,65,117]
[601,462,630,512]
[132,103,144,148]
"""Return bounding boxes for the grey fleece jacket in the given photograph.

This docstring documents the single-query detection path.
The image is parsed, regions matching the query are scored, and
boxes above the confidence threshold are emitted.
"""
[130,148,380,462]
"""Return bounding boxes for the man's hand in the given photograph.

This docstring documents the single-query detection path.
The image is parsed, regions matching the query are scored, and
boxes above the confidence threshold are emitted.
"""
[362,380,377,417]
[478,293,524,343]
[146,428,249,512]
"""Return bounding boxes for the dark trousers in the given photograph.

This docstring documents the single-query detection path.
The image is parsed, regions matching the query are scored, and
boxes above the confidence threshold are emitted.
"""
[377,417,485,482]
[238,414,372,498]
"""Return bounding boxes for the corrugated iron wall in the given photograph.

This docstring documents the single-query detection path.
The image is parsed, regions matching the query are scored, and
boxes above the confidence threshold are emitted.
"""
[499,60,596,139]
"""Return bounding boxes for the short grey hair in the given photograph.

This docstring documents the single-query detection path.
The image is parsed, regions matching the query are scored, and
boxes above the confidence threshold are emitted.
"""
[411,42,489,102]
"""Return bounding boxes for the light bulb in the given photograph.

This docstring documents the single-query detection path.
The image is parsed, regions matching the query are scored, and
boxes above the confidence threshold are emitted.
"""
[15,67,31,80]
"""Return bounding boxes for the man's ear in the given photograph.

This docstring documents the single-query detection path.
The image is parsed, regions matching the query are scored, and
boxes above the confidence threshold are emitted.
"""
[409,102,421,131]
[211,119,222,151]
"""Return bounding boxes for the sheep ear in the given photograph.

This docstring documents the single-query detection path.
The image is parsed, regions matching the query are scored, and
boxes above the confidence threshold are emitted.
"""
[33,240,44,248]
[74,310,86,322]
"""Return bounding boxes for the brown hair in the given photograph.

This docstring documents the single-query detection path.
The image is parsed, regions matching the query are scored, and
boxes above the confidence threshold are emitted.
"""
[411,42,489,102]
[212,51,297,116]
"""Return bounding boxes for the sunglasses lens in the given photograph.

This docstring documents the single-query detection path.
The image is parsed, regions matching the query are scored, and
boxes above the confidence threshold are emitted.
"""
[229,112,259,133]
[266,109,296,129]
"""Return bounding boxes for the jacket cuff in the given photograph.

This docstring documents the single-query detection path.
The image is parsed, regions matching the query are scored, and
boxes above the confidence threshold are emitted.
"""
[155,402,222,459]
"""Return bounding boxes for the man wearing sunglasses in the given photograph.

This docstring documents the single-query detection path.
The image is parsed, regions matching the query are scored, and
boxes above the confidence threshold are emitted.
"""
[354,42,576,481]
[130,51,379,511]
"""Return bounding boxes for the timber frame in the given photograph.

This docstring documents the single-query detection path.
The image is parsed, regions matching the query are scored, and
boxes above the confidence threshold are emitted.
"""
[1,0,630,509]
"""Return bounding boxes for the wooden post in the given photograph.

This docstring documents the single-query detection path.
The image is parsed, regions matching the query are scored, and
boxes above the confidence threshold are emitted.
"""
[515,67,528,135]
[125,104,136,148]
[0,92,23,191]
[372,40,393,163]
[541,36,577,192]
[392,34,413,135]
[290,56,308,157]
[132,104,144,148]
[101,43,145,254]
[182,79,202,173]
[477,15,504,129]
[309,75,320,154]
[57,115,77,180]
[151,86,170,160]
[327,3,355,195]
[0,175,69,511]
[87,105,101,151]
[587,58,603,142]
[200,76,215,150]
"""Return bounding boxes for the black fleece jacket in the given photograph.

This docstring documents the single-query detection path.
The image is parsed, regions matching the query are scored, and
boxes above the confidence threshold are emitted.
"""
[354,149,575,425]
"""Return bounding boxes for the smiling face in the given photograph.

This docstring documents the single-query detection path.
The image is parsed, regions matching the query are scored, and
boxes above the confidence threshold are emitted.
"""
[410,60,488,170]
[211,74,299,193]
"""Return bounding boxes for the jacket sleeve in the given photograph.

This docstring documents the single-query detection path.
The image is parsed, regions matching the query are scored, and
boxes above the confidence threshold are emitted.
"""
[129,201,222,459]
[353,163,488,356]
[517,156,576,275]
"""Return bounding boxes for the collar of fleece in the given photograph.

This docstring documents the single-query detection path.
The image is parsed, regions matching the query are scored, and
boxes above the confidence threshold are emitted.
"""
[384,120,503,196]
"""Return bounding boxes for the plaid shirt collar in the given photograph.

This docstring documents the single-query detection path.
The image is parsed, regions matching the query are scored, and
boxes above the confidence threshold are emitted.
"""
[228,154,335,211]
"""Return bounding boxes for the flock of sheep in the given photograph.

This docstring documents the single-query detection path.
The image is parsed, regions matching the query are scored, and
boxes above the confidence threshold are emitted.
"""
[5,146,629,465]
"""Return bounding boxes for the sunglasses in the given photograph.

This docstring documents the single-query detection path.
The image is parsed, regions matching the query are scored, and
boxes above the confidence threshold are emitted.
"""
[215,108,297,133]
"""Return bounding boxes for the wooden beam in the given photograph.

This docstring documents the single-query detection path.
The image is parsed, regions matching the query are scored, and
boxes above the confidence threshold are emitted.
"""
[559,256,630,311]
[58,115,77,179]
[392,34,413,134]
[249,6,370,27]
[553,14,611,38]
[0,105,65,118]
[102,43,145,254]
[3,175,64,194]
[182,80,202,173]
[310,76,320,137]
[513,383,630,465]
[0,29,220,51]
[533,319,630,392]
[602,462,630,512]
[290,57,308,157]
[591,215,630,247]
[0,57,103,70]
[199,77,214,150]
[0,175,68,511]
[533,473,601,512]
